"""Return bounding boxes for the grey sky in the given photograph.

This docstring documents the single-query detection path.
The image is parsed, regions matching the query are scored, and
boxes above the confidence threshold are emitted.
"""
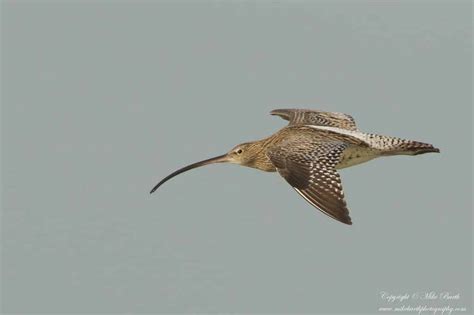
[1,1,472,314]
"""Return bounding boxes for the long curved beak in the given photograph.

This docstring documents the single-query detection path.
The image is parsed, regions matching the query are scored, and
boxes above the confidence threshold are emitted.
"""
[150,154,229,194]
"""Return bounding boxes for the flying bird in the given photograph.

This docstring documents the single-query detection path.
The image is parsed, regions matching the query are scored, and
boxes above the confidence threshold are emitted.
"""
[150,109,439,225]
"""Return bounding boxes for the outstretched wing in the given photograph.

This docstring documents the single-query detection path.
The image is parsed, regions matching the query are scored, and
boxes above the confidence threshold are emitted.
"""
[271,108,358,131]
[267,138,352,225]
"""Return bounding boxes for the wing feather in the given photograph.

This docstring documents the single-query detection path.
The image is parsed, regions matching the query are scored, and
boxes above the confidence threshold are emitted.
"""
[267,138,352,225]
[271,108,358,131]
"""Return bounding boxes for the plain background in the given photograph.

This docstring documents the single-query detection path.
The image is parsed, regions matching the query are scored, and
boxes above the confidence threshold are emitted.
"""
[1,1,472,314]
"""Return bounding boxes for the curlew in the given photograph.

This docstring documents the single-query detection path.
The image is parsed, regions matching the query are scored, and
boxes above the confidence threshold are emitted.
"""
[150,109,439,225]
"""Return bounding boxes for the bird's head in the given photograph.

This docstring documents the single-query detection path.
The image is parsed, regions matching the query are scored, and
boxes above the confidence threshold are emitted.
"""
[149,141,262,194]
[225,142,258,165]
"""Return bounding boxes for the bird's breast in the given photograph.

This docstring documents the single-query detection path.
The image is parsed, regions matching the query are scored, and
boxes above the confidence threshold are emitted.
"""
[246,157,277,172]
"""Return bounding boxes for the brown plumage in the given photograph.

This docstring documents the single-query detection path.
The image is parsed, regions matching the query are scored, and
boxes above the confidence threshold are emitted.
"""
[150,109,439,225]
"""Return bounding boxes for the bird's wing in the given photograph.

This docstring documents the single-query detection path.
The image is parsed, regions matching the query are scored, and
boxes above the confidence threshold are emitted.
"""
[270,108,358,131]
[267,138,352,225]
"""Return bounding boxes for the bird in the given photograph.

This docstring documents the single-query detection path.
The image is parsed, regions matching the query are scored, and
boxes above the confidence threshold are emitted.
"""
[150,109,439,225]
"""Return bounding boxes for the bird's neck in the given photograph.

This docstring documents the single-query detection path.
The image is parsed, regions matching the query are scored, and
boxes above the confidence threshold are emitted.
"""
[243,138,276,172]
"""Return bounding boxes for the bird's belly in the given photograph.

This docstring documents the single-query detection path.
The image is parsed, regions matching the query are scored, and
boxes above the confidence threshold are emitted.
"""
[336,146,380,169]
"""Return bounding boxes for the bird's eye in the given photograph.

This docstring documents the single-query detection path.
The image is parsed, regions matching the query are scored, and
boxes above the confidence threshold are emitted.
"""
[236,149,243,154]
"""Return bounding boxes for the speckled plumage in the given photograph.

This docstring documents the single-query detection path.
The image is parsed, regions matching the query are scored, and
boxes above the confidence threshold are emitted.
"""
[151,108,439,225]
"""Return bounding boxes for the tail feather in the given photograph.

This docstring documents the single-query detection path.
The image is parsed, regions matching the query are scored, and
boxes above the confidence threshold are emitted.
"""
[365,134,440,156]
[396,140,440,155]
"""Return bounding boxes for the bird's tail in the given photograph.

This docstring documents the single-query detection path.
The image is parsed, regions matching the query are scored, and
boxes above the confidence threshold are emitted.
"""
[365,134,440,156]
